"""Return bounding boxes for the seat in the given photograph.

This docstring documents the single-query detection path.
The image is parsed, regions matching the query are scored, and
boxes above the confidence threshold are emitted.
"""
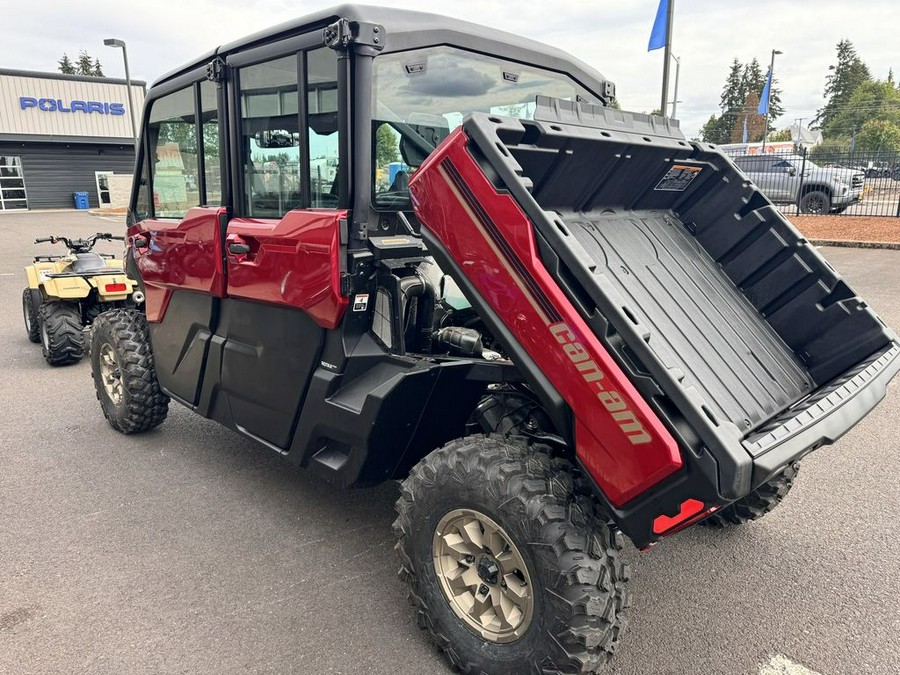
[68,253,110,273]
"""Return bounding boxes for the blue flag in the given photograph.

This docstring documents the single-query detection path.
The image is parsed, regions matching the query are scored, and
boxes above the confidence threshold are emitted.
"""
[758,67,772,114]
[742,117,749,143]
[648,0,669,51]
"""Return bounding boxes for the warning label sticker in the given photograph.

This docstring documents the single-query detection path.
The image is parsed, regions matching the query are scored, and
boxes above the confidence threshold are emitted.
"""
[353,294,369,312]
[654,165,702,192]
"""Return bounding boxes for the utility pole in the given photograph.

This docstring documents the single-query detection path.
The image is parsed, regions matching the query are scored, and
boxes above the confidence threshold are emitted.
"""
[794,118,804,150]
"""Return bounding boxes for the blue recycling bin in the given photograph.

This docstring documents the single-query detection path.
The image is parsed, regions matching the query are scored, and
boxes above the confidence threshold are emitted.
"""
[73,192,90,210]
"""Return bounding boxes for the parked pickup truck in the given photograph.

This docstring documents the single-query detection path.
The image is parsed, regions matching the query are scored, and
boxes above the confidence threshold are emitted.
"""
[733,154,864,213]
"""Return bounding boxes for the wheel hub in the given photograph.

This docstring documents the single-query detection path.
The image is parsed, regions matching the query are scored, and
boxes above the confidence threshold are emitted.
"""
[99,343,124,405]
[476,556,500,585]
[432,508,534,644]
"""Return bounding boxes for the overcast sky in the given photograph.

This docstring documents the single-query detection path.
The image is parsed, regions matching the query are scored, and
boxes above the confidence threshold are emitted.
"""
[4,0,896,138]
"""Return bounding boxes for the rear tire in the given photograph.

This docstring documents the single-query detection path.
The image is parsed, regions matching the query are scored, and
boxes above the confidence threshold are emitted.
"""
[700,463,799,527]
[799,190,831,214]
[38,301,84,365]
[90,309,169,434]
[394,436,630,674]
[22,289,40,343]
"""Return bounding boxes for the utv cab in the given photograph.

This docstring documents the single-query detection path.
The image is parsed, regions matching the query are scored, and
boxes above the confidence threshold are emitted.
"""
[90,5,899,674]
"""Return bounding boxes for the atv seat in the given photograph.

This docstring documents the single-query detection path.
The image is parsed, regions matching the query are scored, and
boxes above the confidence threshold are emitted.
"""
[69,253,112,273]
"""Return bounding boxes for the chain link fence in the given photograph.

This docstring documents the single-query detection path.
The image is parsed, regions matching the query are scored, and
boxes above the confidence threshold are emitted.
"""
[720,147,900,217]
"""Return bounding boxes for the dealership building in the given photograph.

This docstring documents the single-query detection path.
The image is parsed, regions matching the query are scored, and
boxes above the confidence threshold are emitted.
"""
[0,69,145,210]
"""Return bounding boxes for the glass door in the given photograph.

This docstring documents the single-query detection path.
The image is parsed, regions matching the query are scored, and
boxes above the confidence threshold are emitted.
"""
[0,156,28,210]
[95,171,113,206]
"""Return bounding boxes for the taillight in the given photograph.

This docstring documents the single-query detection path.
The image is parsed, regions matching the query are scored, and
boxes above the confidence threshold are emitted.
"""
[105,283,127,293]
[652,499,707,535]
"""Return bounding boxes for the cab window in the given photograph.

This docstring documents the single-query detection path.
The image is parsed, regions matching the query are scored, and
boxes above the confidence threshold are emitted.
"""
[239,55,301,218]
[371,46,599,209]
[307,48,340,208]
[147,87,200,218]
[200,80,223,206]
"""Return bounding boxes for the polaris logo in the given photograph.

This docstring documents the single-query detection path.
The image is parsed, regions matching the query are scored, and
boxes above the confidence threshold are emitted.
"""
[550,322,651,445]
[19,97,126,115]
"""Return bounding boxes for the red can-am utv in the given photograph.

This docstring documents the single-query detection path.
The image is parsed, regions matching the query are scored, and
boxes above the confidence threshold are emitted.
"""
[90,6,899,673]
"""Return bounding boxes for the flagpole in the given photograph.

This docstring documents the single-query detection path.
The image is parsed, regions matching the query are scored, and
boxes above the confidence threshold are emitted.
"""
[761,48,782,151]
[660,0,674,116]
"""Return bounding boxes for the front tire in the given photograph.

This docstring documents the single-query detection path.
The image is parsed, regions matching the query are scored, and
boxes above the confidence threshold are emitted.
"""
[701,463,799,527]
[90,309,169,434]
[799,190,831,214]
[22,289,40,343]
[38,301,84,365]
[394,436,630,674]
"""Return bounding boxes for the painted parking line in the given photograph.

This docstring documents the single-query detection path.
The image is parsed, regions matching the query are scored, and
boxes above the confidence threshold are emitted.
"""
[760,655,823,675]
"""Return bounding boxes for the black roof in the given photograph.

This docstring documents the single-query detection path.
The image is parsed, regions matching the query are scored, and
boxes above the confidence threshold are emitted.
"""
[153,4,612,99]
[0,68,146,88]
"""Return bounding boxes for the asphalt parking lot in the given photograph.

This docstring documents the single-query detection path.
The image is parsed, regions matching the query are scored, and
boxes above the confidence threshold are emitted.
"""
[1,210,899,675]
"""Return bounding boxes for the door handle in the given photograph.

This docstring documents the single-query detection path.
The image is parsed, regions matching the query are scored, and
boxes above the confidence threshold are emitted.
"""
[228,242,250,255]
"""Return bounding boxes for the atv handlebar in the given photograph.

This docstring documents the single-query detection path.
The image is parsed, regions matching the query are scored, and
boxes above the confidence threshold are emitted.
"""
[34,232,125,251]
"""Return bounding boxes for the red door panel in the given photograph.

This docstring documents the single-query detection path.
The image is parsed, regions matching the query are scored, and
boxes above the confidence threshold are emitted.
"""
[225,210,348,329]
[129,206,226,322]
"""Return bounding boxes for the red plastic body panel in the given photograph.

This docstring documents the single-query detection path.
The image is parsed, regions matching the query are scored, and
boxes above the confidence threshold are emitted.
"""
[225,210,348,329]
[130,206,226,322]
[410,129,682,506]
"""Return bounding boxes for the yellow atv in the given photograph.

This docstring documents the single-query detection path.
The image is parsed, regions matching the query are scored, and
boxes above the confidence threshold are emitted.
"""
[23,233,138,366]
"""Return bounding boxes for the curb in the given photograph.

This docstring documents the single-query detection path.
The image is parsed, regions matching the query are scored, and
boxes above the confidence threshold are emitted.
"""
[810,239,900,251]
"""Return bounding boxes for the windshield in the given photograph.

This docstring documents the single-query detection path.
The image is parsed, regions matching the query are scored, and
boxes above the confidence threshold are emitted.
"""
[371,46,600,208]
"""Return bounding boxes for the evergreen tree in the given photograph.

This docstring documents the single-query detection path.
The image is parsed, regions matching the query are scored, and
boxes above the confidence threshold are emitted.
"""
[57,53,76,75]
[76,50,94,76]
[720,59,745,116]
[742,58,783,131]
[814,39,872,130]
[888,68,895,86]
[68,50,105,77]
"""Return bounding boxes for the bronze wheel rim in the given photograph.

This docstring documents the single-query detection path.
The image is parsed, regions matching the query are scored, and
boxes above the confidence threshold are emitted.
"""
[99,343,124,405]
[432,508,534,643]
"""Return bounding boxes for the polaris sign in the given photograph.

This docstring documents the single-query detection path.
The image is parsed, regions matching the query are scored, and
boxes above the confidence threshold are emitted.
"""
[19,97,125,115]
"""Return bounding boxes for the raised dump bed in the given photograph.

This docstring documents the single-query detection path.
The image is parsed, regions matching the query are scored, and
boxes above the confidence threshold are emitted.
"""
[412,96,899,540]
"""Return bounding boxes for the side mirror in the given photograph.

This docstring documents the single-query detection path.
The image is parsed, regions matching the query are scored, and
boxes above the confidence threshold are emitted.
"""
[786,167,797,176]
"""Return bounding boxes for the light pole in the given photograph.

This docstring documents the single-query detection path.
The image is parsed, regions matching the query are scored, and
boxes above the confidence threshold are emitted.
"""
[669,54,681,119]
[103,38,137,147]
[761,49,782,151]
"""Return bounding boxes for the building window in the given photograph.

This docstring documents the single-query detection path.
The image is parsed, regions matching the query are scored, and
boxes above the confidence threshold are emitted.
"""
[239,55,300,218]
[0,156,28,210]
[147,87,199,218]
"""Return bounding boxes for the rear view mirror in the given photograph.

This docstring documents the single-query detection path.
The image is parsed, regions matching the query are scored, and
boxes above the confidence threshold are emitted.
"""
[254,130,299,149]
[785,166,796,176]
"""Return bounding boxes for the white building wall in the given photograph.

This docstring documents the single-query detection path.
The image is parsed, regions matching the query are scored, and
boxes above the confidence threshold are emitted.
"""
[0,73,145,139]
